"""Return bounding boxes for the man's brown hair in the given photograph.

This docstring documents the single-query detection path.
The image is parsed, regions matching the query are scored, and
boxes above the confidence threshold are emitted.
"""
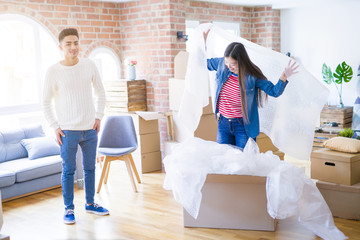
[58,28,79,42]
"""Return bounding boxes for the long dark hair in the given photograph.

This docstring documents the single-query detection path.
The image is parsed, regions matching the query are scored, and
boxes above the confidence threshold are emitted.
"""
[224,42,268,123]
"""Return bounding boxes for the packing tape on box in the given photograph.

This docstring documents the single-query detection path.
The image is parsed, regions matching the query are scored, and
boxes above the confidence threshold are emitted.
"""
[178,23,329,160]
[163,137,346,240]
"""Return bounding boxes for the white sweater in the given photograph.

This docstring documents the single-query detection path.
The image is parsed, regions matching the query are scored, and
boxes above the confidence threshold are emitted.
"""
[42,58,106,131]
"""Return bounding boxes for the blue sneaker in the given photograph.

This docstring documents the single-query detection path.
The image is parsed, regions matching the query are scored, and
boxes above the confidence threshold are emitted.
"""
[64,209,75,224]
[85,203,109,215]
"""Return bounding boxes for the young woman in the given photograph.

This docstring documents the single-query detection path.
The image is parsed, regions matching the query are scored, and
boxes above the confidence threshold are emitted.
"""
[204,29,299,149]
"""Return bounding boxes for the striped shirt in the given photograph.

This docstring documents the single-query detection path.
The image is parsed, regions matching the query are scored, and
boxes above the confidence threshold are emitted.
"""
[218,73,243,118]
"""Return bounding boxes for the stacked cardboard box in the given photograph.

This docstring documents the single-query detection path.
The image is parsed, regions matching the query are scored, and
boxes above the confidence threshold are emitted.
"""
[106,112,163,174]
[311,148,360,220]
[104,80,147,112]
[168,51,218,143]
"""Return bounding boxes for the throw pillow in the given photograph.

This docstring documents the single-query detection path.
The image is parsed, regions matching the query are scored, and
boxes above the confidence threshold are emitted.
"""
[322,137,360,153]
[20,137,60,160]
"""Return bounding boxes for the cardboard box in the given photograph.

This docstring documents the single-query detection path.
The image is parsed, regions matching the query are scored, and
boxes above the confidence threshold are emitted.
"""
[137,132,160,154]
[273,150,284,161]
[106,111,161,135]
[168,76,213,114]
[202,97,213,115]
[257,132,279,153]
[194,113,218,141]
[169,78,185,111]
[132,151,162,173]
[174,51,189,79]
[183,174,276,231]
[311,148,360,185]
[316,181,360,220]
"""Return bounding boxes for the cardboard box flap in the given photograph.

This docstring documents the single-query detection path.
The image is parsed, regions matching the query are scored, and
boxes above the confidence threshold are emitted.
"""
[206,174,266,184]
[311,148,360,163]
[135,111,164,120]
[174,51,189,79]
[316,181,360,193]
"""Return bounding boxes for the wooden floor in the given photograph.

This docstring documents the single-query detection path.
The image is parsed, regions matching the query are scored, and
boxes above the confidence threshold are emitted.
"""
[1,162,360,240]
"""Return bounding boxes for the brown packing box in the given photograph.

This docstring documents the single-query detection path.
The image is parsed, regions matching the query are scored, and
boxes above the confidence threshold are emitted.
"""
[202,97,213,115]
[273,150,284,161]
[257,133,284,160]
[183,174,276,231]
[132,133,161,173]
[194,113,218,141]
[132,151,162,173]
[311,148,360,185]
[137,132,160,154]
[257,132,279,152]
[316,181,360,220]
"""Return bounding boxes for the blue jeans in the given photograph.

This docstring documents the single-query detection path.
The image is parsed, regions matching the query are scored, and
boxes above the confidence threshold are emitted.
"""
[60,129,98,210]
[216,115,255,150]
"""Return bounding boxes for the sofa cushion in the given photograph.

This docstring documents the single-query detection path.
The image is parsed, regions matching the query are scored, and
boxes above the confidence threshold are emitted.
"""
[0,124,45,163]
[0,170,15,188]
[20,137,60,160]
[0,155,62,182]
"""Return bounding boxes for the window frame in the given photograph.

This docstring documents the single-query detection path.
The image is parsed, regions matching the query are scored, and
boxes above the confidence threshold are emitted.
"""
[0,14,61,115]
[88,46,121,82]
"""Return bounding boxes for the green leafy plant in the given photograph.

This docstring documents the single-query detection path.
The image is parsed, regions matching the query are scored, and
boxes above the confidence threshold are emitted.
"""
[322,61,353,108]
[338,128,354,138]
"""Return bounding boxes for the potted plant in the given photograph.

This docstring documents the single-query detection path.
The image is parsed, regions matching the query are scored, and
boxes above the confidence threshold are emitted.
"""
[322,61,353,108]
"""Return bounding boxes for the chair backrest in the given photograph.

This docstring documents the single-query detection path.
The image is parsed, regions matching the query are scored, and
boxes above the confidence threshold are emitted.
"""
[98,115,138,149]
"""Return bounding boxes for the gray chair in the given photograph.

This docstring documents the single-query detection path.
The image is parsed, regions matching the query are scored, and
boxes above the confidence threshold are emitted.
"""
[96,115,141,193]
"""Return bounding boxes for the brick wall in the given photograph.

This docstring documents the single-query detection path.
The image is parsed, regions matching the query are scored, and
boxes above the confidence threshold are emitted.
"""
[185,1,252,39]
[0,0,281,153]
[0,0,122,58]
[251,7,281,51]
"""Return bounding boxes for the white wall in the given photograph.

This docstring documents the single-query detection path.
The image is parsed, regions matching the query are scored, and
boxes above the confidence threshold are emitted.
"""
[281,1,360,107]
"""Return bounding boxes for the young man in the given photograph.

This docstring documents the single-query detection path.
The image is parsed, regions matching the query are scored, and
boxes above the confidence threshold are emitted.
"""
[43,28,109,224]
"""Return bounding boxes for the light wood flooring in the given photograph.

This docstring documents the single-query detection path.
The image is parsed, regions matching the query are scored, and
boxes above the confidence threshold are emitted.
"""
[1,162,360,240]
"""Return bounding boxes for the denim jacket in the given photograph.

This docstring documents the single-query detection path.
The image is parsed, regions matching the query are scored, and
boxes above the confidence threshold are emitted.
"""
[207,57,288,138]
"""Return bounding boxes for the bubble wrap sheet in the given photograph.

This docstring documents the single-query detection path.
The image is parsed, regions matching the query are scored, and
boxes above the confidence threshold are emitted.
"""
[163,138,347,240]
[178,24,329,160]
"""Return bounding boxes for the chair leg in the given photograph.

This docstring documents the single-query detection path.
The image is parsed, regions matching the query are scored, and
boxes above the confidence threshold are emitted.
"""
[104,161,111,184]
[128,154,141,183]
[96,154,104,169]
[97,156,110,193]
[124,155,137,192]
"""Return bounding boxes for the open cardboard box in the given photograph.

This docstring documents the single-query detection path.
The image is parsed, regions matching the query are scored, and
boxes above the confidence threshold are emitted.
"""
[183,174,276,231]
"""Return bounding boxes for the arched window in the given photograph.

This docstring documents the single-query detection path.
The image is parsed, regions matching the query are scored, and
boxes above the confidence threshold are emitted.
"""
[89,47,121,81]
[0,14,61,115]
